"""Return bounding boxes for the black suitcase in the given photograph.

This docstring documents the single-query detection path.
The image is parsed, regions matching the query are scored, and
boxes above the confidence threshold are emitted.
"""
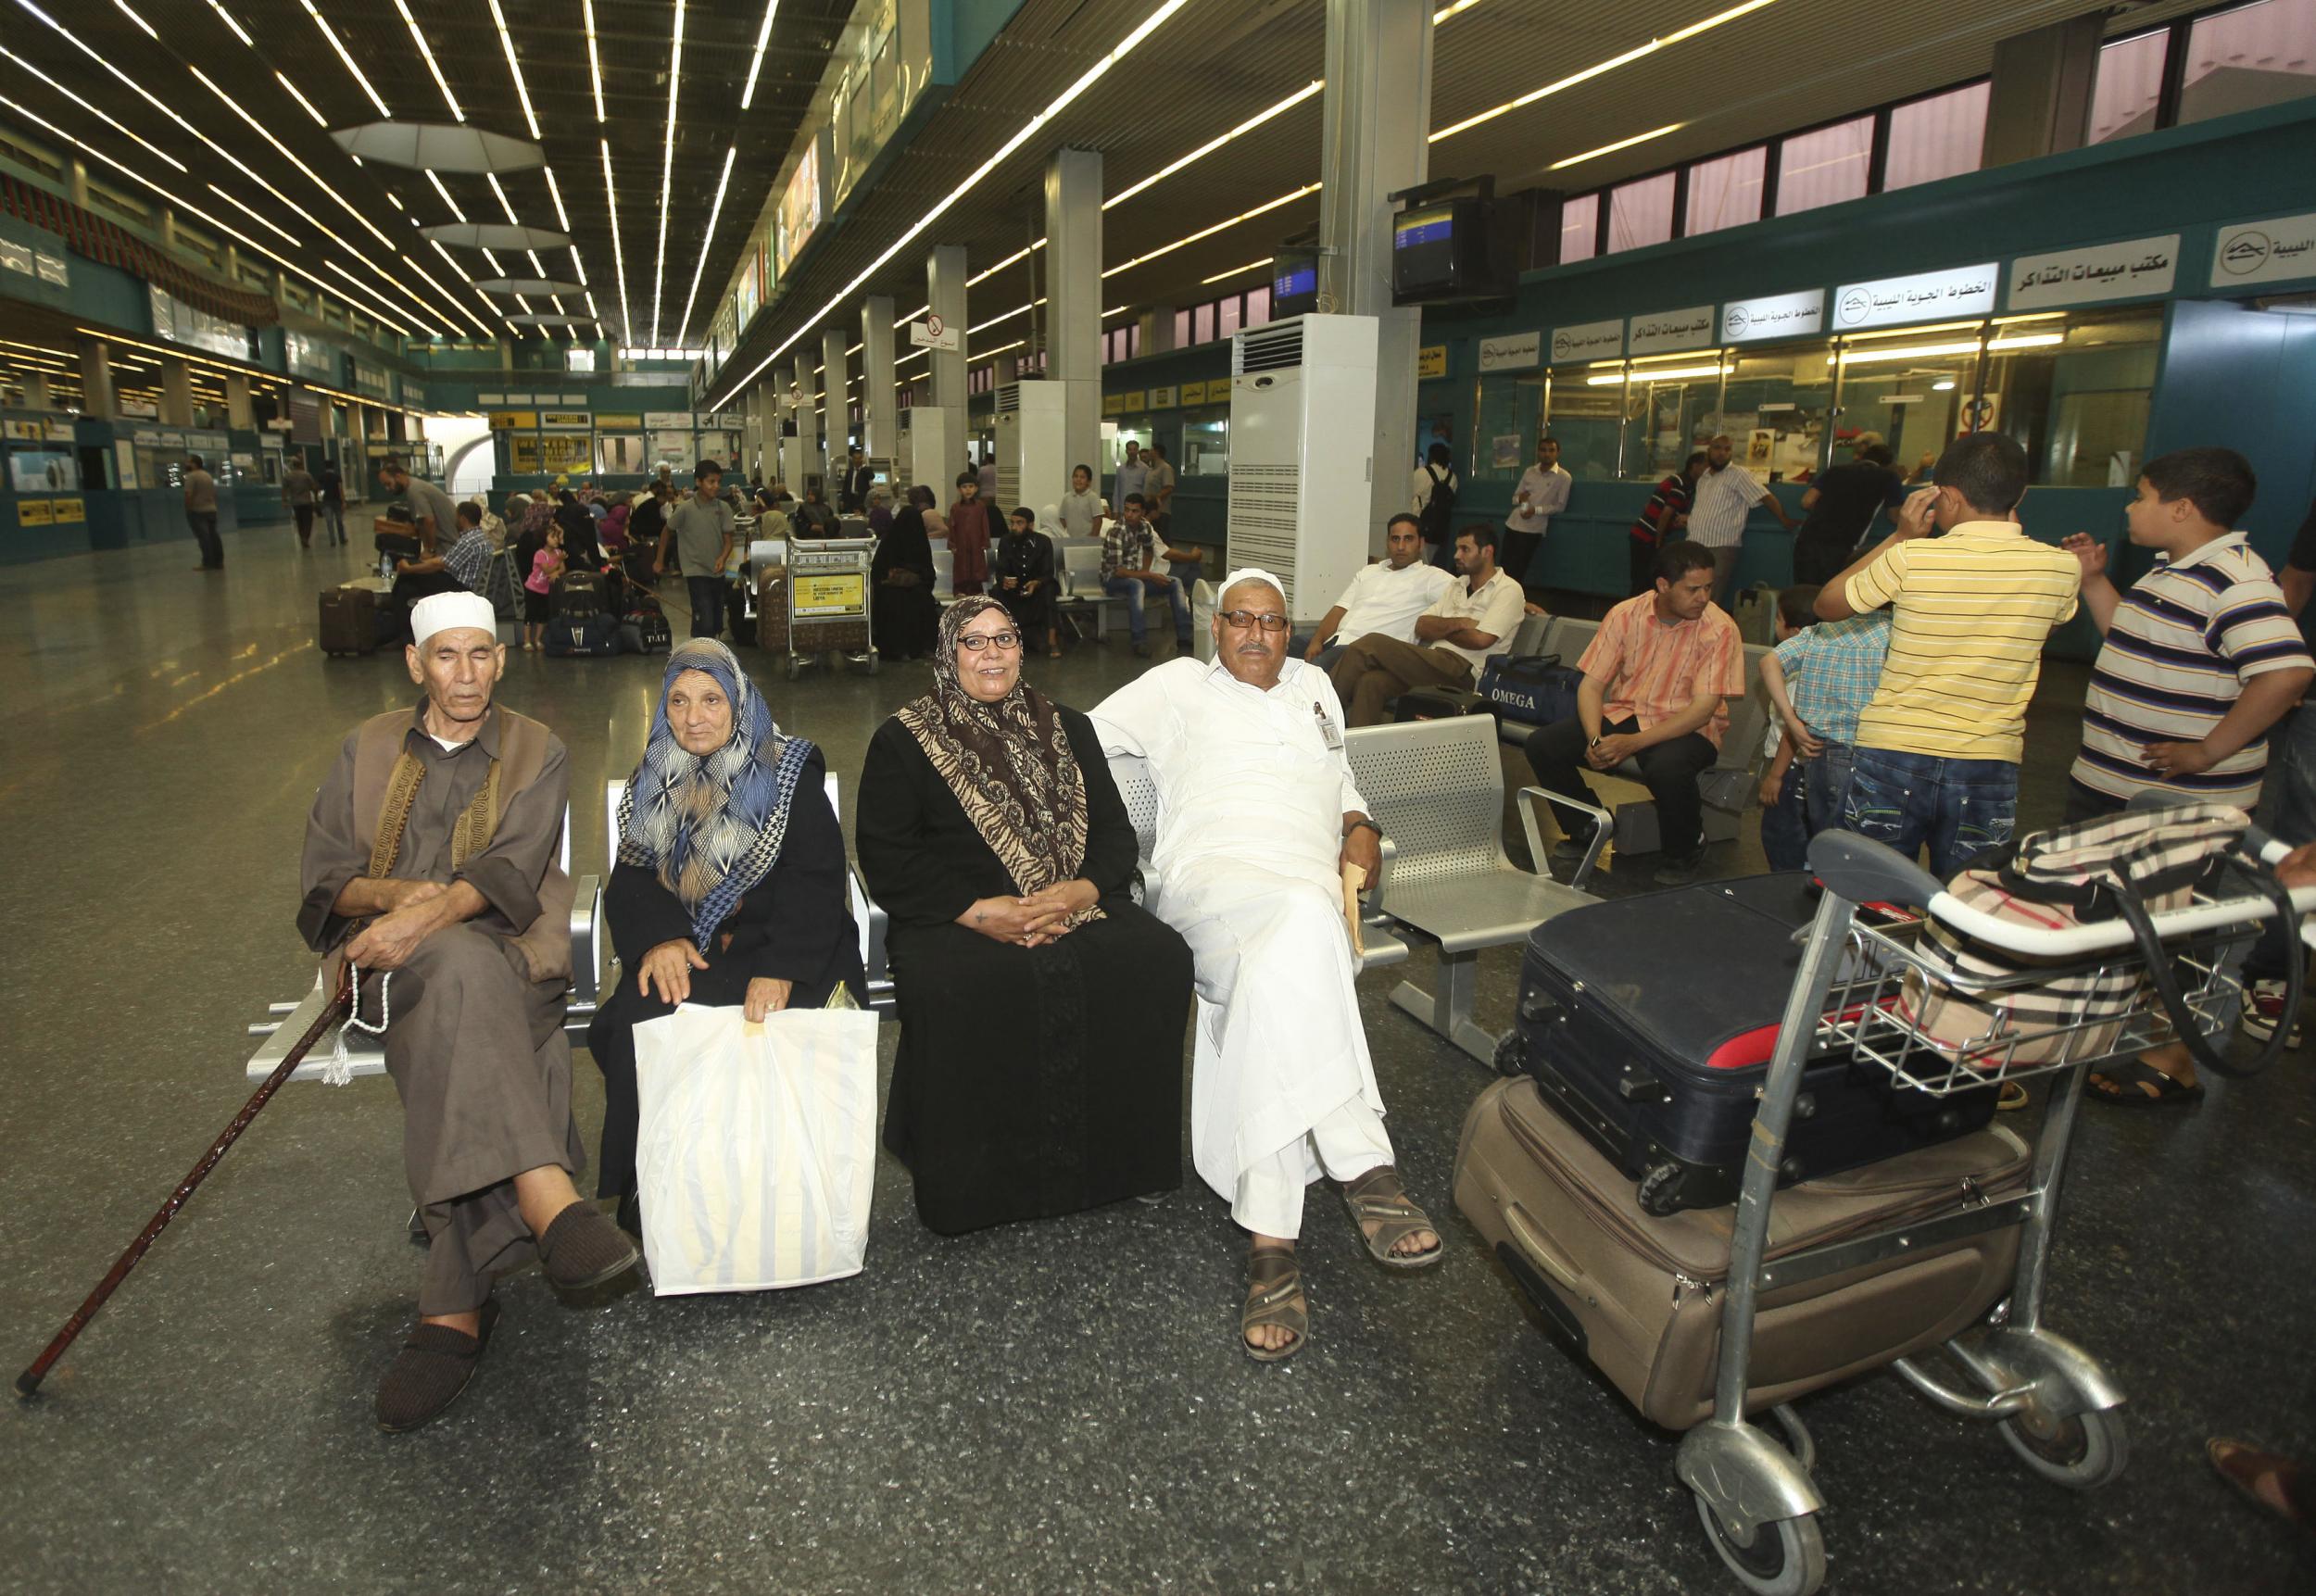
[1393,685,1490,722]
[318,586,376,657]
[1499,873,1994,1214]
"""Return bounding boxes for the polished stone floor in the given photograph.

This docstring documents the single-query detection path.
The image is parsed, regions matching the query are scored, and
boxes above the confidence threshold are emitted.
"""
[2,520,2311,1594]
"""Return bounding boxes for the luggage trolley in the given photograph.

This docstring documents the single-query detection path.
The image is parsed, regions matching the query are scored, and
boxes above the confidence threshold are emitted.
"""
[1676,827,2305,1596]
[776,536,878,681]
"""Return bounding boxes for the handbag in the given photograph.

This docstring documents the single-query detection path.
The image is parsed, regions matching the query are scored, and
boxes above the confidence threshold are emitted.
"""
[632,999,879,1294]
[1475,652,1583,728]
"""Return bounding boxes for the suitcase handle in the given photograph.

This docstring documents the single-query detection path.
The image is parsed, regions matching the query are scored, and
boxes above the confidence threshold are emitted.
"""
[1504,1202,1589,1298]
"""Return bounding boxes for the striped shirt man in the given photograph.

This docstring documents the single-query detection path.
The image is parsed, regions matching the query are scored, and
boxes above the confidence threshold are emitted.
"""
[1579,591,1746,748]
[1844,521,2082,763]
[2071,534,2311,808]
[1772,609,1892,747]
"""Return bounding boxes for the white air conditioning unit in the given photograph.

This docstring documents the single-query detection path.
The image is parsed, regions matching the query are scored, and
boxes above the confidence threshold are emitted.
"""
[1227,313,1379,624]
[994,379,1069,516]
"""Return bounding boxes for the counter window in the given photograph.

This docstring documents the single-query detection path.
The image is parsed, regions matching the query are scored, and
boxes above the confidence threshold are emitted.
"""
[1982,308,2161,487]
[1536,370,1617,480]
[1831,327,1980,482]
[1617,354,1743,484]
[1180,412,1228,477]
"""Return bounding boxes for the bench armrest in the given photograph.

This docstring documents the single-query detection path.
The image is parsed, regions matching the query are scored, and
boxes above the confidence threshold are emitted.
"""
[569,873,602,1006]
[1517,785,1609,893]
[1363,836,1397,922]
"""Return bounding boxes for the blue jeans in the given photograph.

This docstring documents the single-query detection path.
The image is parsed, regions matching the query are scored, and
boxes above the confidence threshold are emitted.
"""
[686,574,724,639]
[1804,740,1857,836]
[1104,573,1189,645]
[1841,747,2019,880]
[1760,760,1808,872]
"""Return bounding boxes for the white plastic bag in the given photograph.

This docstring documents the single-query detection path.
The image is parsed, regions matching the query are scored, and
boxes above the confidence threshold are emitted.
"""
[632,1002,880,1295]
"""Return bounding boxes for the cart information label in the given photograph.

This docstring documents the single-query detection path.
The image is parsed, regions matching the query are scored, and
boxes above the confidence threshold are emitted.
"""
[793,572,866,617]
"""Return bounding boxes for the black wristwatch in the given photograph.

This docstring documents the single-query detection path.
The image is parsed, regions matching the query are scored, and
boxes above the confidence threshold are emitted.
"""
[1344,817,1381,840]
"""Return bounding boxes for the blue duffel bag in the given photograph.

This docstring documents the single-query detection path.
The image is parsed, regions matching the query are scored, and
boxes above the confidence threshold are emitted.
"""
[544,610,622,658]
[1476,653,1584,727]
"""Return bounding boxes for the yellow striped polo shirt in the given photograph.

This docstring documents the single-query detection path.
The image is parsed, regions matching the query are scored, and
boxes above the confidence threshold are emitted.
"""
[1844,521,2082,763]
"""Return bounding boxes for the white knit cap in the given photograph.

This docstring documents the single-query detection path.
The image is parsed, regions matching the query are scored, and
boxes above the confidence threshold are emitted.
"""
[410,591,498,648]
[1217,567,1285,604]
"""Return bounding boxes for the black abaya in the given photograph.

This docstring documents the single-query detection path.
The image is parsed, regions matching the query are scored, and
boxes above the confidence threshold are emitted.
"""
[856,707,1190,1235]
[871,507,941,660]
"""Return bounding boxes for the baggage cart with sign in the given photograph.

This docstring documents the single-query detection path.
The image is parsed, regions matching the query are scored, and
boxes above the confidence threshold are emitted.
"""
[771,536,878,679]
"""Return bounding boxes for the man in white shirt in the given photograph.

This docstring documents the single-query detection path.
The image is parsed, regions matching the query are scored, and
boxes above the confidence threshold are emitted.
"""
[1093,570,1443,1362]
[1113,441,1151,511]
[1302,515,1455,670]
[1329,524,1527,726]
[1687,434,1796,604]
[1057,462,1105,541]
[1502,435,1571,594]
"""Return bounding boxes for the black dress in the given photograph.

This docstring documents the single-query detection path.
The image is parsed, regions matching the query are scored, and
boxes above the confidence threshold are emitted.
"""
[871,507,941,660]
[992,530,1056,638]
[585,746,866,1200]
[856,708,1191,1235]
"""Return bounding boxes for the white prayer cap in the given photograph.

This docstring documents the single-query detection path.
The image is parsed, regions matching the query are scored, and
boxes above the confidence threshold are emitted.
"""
[410,591,498,648]
[1217,567,1286,605]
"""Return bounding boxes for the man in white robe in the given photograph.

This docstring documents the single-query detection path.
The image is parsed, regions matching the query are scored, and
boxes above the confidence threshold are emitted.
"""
[1092,570,1442,1360]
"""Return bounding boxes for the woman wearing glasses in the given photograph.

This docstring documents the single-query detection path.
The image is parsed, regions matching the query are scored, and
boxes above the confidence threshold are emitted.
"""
[857,597,1192,1235]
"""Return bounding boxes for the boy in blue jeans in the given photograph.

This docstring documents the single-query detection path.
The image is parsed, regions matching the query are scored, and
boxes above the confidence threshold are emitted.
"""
[1756,584,1892,871]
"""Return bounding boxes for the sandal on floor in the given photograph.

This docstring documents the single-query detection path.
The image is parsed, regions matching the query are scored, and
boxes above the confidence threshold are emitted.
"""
[2209,1438,2313,1526]
[1996,1080,2030,1112]
[2084,1057,2204,1108]
[1242,1245,1307,1363]
[1341,1166,1445,1270]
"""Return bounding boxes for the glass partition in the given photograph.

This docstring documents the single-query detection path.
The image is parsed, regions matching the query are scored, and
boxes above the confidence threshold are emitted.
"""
[1982,308,2162,486]
[1180,410,1229,476]
[1539,369,1618,480]
[1614,354,1740,484]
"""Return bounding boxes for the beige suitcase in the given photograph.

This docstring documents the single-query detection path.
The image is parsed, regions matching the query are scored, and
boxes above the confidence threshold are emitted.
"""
[1454,1076,2029,1430]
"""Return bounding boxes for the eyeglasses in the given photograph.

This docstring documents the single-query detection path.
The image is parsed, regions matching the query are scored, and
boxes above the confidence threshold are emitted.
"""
[1217,610,1290,634]
[957,631,1023,652]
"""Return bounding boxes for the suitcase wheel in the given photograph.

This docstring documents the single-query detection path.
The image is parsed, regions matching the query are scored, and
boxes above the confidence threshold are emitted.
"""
[1491,1031,1526,1078]
[1637,1161,1685,1216]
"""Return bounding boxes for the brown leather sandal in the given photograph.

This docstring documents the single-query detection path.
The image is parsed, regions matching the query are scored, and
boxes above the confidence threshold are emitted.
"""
[1341,1165,1445,1270]
[1241,1244,1307,1363]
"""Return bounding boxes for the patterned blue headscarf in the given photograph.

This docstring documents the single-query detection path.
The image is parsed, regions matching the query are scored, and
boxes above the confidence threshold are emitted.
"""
[615,638,815,947]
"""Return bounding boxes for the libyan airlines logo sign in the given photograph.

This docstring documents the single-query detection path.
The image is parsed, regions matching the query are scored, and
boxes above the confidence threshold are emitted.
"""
[1723,306,1750,337]
[1838,290,1873,324]
[2220,232,2272,276]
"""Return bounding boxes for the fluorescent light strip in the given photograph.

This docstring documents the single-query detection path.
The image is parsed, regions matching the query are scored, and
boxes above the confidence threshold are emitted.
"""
[1549,121,1686,171]
[0,46,187,173]
[894,303,928,328]
[274,72,330,129]
[651,0,686,346]
[392,0,462,122]
[427,171,467,222]
[601,139,634,343]
[1202,257,1270,285]
[207,2,253,46]
[713,0,1193,410]
[1101,183,1319,280]
[584,0,606,121]
[740,1,783,110]
[487,172,522,227]
[969,241,1044,287]
[970,298,1046,334]
[296,2,388,119]
[542,166,572,233]
[487,0,540,140]
[1433,0,1485,19]
[1430,0,1775,144]
[1106,80,1321,209]
[205,182,301,247]
[968,338,1025,369]
[1587,362,1732,385]
[111,1,153,39]
[674,146,738,346]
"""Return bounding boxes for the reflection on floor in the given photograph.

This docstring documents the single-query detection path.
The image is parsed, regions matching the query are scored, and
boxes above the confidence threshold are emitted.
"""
[2,524,2310,1593]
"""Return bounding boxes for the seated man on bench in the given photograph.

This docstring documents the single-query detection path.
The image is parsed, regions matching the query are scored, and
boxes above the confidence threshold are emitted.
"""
[1522,539,1744,889]
[297,592,640,1433]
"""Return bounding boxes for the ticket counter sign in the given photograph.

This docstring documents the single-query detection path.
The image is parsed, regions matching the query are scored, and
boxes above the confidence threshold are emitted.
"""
[2008,235,2178,308]
[793,572,866,617]
[1149,384,1177,409]
[1416,344,1448,379]
[19,497,54,525]
[1178,380,1208,406]
[488,410,538,431]
[539,410,591,430]
[2211,210,2316,288]
[47,496,84,523]
[1833,263,1997,330]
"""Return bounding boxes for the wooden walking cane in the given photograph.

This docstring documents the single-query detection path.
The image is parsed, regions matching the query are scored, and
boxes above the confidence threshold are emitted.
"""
[16,968,358,1400]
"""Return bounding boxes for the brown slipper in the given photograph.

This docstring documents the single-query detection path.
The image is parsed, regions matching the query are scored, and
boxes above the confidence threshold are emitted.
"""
[1241,1244,1307,1363]
[2209,1438,2313,1526]
[538,1200,641,1291]
[375,1300,500,1433]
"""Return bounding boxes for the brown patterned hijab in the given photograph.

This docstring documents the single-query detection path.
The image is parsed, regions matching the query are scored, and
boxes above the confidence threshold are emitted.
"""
[895,597,1101,926]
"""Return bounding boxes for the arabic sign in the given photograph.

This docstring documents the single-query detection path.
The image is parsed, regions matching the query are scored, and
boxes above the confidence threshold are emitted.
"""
[2211,211,2316,289]
[907,316,959,351]
[1627,305,1716,357]
[644,411,697,431]
[2006,236,2178,309]
[1416,344,1447,379]
[1479,331,1542,371]
[1548,319,1623,363]
[1832,263,1997,331]
[1720,289,1824,344]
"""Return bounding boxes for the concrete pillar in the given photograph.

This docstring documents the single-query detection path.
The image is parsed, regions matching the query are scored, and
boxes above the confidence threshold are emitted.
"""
[822,327,850,474]
[1139,303,1178,357]
[158,207,177,253]
[1982,15,2103,167]
[65,157,88,209]
[774,380,796,489]
[792,353,820,495]
[77,338,114,421]
[756,377,782,488]
[1045,146,1104,475]
[225,374,254,429]
[159,358,195,427]
[927,245,969,484]
[1319,0,1431,557]
[861,295,898,464]
[22,371,53,410]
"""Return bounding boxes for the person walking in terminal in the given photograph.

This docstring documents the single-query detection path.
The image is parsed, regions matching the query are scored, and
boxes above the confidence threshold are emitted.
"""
[1501,434,1569,592]
[994,504,1060,658]
[2056,448,2311,1108]
[1093,570,1443,1363]
[1099,493,1191,658]
[1813,433,2081,879]
[1524,540,1745,889]
[1414,439,1461,572]
[183,451,222,572]
[1331,522,1524,727]
[587,641,863,1236]
[1688,433,1795,605]
[1300,513,1454,672]
[1629,448,1706,596]
[946,470,996,597]
[659,459,736,639]
[283,455,320,549]
[1791,442,1905,586]
[321,460,347,547]
[858,598,1190,1237]
[297,592,637,1432]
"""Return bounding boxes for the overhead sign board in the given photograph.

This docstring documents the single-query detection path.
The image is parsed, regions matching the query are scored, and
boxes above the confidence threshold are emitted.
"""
[1548,319,1624,363]
[2007,235,2180,309]
[1477,331,1542,371]
[539,409,592,430]
[1626,305,1717,357]
[1833,263,1998,331]
[908,316,960,352]
[1719,289,1824,344]
[487,410,538,431]
[1178,380,1208,406]
[2211,210,2316,288]
[644,411,696,431]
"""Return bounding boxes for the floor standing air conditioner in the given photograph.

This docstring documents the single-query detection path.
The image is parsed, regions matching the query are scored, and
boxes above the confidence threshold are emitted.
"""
[1226,313,1379,624]
[994,379,1070,513]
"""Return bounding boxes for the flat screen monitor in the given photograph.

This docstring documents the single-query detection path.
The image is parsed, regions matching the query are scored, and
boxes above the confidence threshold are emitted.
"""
[1271,254,1319,319]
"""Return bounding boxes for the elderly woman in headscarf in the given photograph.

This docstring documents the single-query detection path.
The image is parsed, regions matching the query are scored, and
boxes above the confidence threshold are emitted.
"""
[871,488,940,661]
[792,482,839,539]
[857,597,1190,1236]
[865,485,895,537]
[587,639,865,1233]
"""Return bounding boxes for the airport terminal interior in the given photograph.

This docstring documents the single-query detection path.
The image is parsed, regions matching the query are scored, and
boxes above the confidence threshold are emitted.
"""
[5,2,2316,1592]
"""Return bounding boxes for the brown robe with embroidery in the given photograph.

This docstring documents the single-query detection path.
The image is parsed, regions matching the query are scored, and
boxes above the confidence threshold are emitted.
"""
[298,700,582,1314]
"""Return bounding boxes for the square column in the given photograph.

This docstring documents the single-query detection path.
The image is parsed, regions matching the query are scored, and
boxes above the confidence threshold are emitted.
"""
[923,245,969,492]
[823,327,850,473]
[757,377,783,488]
[226,374,254,430]
[22,371,53,410]
[792,353,820,496]
[160,358,195,427]
[861,295,898,466]
[1044,146,1103,476]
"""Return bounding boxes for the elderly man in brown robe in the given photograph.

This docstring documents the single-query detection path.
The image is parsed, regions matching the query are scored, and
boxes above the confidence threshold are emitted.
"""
[299,591,639,1431]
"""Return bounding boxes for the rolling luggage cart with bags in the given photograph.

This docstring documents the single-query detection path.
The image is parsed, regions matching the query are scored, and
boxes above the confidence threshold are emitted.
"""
[1456,815,2307,1596]
[776,536,878,680]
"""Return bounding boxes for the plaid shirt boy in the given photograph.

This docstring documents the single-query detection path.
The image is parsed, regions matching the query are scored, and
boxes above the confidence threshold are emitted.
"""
[1100,520,1159,583]
[1772,609,1892,746]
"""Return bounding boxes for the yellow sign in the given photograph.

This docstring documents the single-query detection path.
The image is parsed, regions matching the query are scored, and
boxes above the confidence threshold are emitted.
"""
[19,497,54,525]
[1417,344,1448,379]
[1117,389,1148,413]
[47,496,84,523]
[1101,393,1126,418]
[1178,380,1207,406]
[510,434,595,474]
[595,413,644,430]
[487,410,538,431]
[1148,383,1177,408]
[793,572,865,617]
[539,409,591,430]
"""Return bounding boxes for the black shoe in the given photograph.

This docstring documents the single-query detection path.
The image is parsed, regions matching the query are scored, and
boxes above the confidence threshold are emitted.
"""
[614,1190,642,1239]
[1549,825,1599,866]
[537,1201,641,1291]
[1132,642,1151,658]
[1652,852,1705,887]
[375,1300,500,1433]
